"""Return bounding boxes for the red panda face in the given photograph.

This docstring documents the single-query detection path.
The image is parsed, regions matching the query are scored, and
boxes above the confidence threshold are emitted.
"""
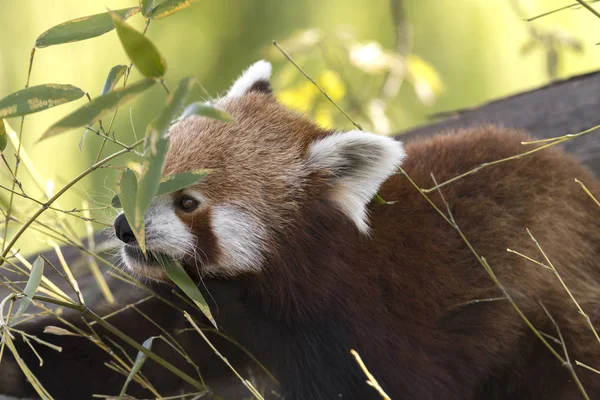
[115,61,406,281]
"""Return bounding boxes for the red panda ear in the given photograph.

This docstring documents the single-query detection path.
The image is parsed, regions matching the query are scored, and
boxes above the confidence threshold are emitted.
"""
[306,131,406,234]
[226,60,273,98]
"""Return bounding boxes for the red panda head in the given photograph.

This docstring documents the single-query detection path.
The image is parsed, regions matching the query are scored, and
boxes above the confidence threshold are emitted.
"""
[115,61,406,281]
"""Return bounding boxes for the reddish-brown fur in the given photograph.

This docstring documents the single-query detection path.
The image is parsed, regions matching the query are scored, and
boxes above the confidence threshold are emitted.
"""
[159,88,600,399]
[2,79,600,399]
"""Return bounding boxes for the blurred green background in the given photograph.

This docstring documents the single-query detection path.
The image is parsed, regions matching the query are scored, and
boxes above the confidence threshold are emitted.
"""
[1,0,600,255]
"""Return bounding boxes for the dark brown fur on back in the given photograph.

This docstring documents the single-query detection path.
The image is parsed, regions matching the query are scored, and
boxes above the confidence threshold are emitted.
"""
[200,126,600,399]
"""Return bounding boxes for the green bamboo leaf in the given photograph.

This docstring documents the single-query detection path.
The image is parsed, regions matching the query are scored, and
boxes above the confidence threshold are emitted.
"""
[16,256,44,317]
[102,65,129,95]
[157,169,211,196]
[80,65,129,150]
[0,119,7,151]
[148,0,200,19]
[118,336,155,399]
[116,169,145,251]
[136,77,198,250]
[135,120,169,251]
[41,79,154,141]
[180,101,235,122]
[0,84,85,119]
[110,11,167,78]
[112,170,211,207]
[35,7,140,48]
[141,0,162,17]
[162,258,217,329]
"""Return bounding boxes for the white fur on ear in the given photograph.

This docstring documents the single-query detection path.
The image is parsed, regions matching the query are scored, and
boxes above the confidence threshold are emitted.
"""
[226,60,272,98]
[306,131,406,234]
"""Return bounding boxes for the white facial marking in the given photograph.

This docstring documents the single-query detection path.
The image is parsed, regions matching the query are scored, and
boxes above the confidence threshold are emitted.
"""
[306,130,406,234]
[145,196,196,257]
[118,195,196,275]
[209,204,267,276]
[226,60,272,98]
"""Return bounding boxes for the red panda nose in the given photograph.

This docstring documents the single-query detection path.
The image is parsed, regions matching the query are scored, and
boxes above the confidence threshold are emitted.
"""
[114,213,137,244]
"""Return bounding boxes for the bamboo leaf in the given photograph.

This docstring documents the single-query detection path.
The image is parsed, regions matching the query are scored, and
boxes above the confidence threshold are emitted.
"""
[112,169,211,207]
[135,77,198,250]
[110,11,167,78]
[118,336,155,399]
[0,84,85,119]
[157,169,211,196]
[16,256,44,317]
[148,0,201,19]
[180,101,235,122]
[141,0,161,17]
[41,79,155,141]
[0,119,7,151]
[162,258,217,329]
[36,7,140,48]
[80,65,130,150]
[116,169,145,251]
[102,65,129,95]
[43,326,80,336]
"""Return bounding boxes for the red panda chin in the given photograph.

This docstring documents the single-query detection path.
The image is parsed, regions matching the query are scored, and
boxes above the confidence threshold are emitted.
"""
[121,246,171,282]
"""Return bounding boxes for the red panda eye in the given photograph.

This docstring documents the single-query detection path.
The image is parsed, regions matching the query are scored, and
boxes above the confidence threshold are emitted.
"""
[177,196,199,212]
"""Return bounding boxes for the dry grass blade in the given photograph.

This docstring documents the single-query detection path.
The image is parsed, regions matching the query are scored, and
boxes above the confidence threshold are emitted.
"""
[272,40,363,131]
[575,179,600,208]
[350,349,391,400]
[539,301,590,400]
[574,0,600,19]
[82,201,115,303]
[522,229,600,347]
[422,124,600,193]
[48,240,85,306]
[576,361,600,375]
[1,330,54,399]
[184,312,265,400]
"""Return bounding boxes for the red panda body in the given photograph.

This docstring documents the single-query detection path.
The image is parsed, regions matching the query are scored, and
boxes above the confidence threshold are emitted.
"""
[190,127,600,400]
[150,62,600,399]
[2,61,600,400]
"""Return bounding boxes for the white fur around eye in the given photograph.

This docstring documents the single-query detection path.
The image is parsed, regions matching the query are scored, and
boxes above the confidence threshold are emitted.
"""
[209,204,267,276]
[142,196,195,257]
[226,60,272,98]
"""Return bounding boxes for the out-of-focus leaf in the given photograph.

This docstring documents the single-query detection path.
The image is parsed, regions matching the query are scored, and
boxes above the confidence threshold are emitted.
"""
[162,258,217,329]
[113,169,211,206]
[16,257,44,317]
[407,54,444,105]
[102,65,129,95]
[157,169,211,196]
[135,120,168,252]
[80,65,130,150]
[0,84,84,119]
[141,0,162,17]
[110,12,167,78]
[0,119,7,151]
[118,336,155,399]
[116,169,144,251]
[35,7,140,48]
[41,79,154,141]
[136,77,198,250]
[520,38,539,56]
[180,102,235,122]
[148,0,201,19]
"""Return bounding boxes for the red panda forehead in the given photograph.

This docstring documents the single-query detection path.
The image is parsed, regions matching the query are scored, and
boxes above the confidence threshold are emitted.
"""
[163,93,329,177]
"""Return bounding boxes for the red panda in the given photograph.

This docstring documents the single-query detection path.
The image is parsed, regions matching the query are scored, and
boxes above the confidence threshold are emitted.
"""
[3,61,600,400]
